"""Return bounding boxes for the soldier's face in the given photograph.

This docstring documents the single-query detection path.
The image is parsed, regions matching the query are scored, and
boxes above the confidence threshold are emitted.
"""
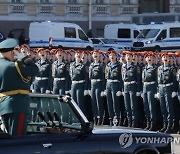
[56,51,64,59]
[20,48,28,56]
[39,51,47,59]
[92,52,100,60]
[145,56,153,63]
[109,53,117,62]
[81,53,87,62]
[75,52,81,60]
[162,55,169,64]
[125,54,132,62]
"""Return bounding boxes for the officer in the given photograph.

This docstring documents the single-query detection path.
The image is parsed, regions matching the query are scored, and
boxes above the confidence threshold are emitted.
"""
[105,50,123,126]
[142,52,158,131]
[89,49,105,125]
[157,52,177,133]
[121,51,141,128]
[52,48,68,95]
[69,50,88,115]
[0,38,39,135]
[34,48,52,94]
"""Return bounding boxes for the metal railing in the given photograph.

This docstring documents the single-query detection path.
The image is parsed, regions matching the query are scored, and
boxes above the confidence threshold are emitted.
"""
[92,5,110,15]
[65,5,83,14]
[9,4,26,14]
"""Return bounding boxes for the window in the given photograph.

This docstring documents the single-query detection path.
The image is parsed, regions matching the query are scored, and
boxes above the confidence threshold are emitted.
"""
[78,29,88,40]
[95,0,104,4]
[65,27,76,38]
[156,29,166,40]
[134,30,140,38]
[40,0,50,3]
[118,28,130,38]
[122,0,130,4]
[11,0,22,3]
[68,0,78,4]
[91,39,101,44]
[170,28,180,38]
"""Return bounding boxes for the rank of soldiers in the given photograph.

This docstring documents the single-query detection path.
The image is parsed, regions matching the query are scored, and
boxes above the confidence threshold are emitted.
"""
[18,44,180,134]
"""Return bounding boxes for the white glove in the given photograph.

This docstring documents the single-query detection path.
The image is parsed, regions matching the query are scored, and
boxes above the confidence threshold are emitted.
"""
[45,90,50,94]
[88,90,91,96]
[116,91,122,96]
[13,50,26,60]
[100,91,105,97]
[84,90,89,96]
[155,93,160,99]
[172,92,177,98]
[136,92,141,96]
[103,90,107,96]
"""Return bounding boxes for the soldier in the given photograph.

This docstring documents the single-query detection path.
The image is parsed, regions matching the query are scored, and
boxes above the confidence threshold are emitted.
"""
[157,52,177,133]
[121,51,141,128]
[69,50,89,115]
[33,48,52,94]
[89,49,105,125]
[52,49,68,95]
[0,38,39,135]
[105,50,123,126]
[142,52,158,131]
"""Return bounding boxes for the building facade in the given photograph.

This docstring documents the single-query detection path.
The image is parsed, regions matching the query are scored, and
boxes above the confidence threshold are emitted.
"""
[0,0,179,39]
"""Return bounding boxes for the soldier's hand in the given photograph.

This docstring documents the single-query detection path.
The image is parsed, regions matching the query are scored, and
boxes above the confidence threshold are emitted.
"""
[45,90,51,94]
[84,90,89,96]
[154,93,160,99]
[172,92,177,98]
[13,50,26,60]
[100,91,105,97]
[136,92,141,96]
[116,91,122,96]
[103,90,107,96]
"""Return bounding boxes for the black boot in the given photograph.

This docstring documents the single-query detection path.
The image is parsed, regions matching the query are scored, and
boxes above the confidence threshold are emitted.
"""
[159,122,167,133]
[109,119,113,126]
[148,121,159,131]
[128,120,132,127]
[123,117,128,127]
[118,119,123,126]
[144,120,151,130]
[97,118,104,126]
[93,117,98,126]
[132,120,138,128]
[164,122,173,134]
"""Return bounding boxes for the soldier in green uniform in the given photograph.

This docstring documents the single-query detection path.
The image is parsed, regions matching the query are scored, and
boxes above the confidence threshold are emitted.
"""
[70,50,89,115]
[105,50,123,126]
[0,38,39,135]
[89,49,105,125]
[157,52,177,133]
[142,52,158,131]
[121,51,141,128]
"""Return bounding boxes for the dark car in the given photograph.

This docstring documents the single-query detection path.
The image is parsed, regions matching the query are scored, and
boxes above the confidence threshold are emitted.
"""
[0,94,173,154]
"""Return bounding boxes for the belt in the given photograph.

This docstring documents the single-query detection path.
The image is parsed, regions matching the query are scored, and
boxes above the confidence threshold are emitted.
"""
[72,80,85,84]
[54,78,65,81]
[159,83,173,87]
[91,79,102,82]
[124,81,136,85]
[144,81,155,85]
[107,79,120,82]
[35,77,48,80]
[0,90,29,97]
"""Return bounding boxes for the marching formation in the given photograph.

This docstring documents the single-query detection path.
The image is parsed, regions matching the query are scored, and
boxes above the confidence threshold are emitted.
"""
[17,44,180,134]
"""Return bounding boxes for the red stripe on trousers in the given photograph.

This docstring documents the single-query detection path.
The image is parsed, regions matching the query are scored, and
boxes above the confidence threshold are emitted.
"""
[17,112,25,136]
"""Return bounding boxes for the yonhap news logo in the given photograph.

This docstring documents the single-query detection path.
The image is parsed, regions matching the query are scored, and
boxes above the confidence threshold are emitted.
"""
[119,133,180,149]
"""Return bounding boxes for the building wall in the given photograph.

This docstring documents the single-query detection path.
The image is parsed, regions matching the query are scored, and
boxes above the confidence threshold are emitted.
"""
[0,0,178,39]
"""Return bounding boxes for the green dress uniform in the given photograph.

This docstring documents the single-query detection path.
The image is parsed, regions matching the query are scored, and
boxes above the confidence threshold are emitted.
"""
[70,61,88,115]
[0,39,39,136]
[89,61,105,125]
[105,61,123,125]
[142,64,158,130]
[158,65,176,133]
[121,63,141,127]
